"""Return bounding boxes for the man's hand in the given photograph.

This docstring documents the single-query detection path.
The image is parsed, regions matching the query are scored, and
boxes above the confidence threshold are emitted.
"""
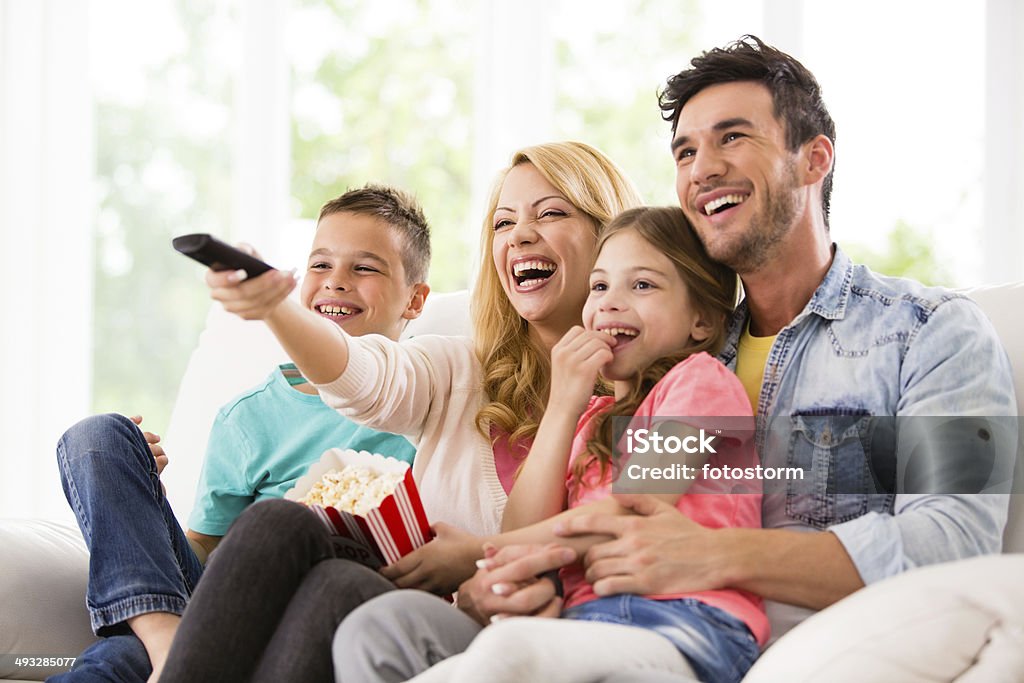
[205,244,296,321]
[456,543,576,626]
[379,523,483,596]
[560,494,866,609]
[555,494,729,597]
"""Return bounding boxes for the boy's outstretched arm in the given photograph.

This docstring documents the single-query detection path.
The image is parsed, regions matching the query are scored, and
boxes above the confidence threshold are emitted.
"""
[206,267,351,383]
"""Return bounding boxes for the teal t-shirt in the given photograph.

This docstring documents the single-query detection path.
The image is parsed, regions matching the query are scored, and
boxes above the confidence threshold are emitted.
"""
[187,364,416,536]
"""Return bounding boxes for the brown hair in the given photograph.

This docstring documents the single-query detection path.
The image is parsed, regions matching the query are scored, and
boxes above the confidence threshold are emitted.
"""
[318,184,431,284]
[578,206,739,483]
[659,35,836,226]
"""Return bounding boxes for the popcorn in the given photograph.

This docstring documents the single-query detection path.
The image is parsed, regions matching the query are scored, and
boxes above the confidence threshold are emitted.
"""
[297,466,405,516]
[285,449,432,568]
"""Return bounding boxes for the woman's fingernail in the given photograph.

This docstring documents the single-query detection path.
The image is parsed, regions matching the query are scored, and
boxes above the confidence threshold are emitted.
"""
[475,559,492,570]
[491,583,511,596]
[229,269,248,283]
[489,614,506,624]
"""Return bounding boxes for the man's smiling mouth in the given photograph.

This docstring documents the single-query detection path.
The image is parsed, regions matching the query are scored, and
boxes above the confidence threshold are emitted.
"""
[703,193,749,216]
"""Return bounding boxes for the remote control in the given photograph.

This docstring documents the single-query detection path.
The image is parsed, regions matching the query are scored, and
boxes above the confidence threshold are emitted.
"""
[172,233,274,277]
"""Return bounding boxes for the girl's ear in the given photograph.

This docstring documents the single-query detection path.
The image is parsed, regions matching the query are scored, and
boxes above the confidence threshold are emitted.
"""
[689,312,715,342]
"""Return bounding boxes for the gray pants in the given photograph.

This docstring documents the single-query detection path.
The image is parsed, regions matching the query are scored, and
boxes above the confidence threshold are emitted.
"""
[333,589,697,683]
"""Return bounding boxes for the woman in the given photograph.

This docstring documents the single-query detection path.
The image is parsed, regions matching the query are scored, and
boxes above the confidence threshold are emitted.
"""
[157,141,642,683]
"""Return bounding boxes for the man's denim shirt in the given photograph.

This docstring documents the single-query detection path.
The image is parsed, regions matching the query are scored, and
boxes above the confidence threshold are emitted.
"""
[718,246,1018,634]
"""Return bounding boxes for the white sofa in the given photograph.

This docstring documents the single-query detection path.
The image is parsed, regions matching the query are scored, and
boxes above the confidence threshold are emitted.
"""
[1,286,1022,683]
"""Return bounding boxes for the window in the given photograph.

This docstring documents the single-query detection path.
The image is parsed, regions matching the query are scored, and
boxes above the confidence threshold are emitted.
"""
[3,0,1021,518]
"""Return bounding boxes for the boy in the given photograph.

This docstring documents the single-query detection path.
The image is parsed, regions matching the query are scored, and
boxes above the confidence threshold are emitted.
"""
[53,184,431,682]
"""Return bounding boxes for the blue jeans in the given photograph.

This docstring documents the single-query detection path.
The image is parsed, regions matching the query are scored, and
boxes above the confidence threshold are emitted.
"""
[47,635,150,683]
[50,413,204,682]
[563,596,760,683]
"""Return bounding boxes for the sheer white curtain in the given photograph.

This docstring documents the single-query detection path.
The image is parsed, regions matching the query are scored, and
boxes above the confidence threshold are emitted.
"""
[985,0,1024,280]
[0,0,94,520]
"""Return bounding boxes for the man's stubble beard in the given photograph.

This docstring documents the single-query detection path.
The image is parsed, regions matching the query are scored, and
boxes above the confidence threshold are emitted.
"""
[700,159,801,275]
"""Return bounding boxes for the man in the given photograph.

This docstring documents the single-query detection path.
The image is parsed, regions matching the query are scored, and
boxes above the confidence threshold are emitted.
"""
[333,36,1017,680]
[557,34,1016,638]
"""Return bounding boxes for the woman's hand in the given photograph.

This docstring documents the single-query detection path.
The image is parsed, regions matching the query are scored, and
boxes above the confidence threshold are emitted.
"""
[549,326,615,416]
[456,543,576,626]
[205,244,297,321]
[379,523,483,596]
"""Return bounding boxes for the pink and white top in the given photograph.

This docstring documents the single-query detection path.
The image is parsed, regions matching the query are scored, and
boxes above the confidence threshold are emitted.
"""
[561,352,770,646]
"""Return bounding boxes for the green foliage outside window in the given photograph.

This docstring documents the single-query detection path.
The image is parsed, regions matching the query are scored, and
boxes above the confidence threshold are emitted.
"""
[92,1,232,428]
[105,1,949,437]
[842,221,955,287]
[289,0,475,292]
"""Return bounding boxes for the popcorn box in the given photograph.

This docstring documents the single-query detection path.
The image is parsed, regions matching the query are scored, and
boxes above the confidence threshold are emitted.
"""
[285,449,432,569]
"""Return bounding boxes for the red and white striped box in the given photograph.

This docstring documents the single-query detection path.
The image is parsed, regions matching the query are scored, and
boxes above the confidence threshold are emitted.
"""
[285,449,432,568]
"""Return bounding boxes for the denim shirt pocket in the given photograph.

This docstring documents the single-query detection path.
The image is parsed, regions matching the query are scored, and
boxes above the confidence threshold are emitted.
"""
[784,410,891,529]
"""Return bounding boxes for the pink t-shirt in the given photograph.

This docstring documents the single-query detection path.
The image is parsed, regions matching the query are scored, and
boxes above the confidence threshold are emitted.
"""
[561,352,770,646]
[490,425,529,496]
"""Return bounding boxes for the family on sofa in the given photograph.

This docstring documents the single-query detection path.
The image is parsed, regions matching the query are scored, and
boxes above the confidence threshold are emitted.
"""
[50,36,1018,683]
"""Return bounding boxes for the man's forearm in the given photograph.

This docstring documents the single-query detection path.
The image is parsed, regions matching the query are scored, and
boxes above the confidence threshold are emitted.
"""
[721,527,864,609]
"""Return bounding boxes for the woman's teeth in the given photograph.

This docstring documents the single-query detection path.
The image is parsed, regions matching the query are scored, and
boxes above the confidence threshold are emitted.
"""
[513,260,557,287]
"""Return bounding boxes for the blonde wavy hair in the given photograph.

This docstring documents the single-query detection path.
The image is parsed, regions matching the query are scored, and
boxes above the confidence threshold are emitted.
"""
[473,142,643,445]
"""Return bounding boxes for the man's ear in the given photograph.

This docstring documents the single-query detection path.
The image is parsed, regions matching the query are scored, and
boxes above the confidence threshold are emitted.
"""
[801,133,834,186]
[402,283,431,320]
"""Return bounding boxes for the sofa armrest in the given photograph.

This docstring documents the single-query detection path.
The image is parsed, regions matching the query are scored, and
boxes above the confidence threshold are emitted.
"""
[743,554,1024,682]
[0,520,96,681]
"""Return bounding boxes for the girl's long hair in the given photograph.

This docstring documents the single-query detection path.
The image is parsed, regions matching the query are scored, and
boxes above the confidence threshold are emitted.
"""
[577,206,739,483]
[472,142,643,445]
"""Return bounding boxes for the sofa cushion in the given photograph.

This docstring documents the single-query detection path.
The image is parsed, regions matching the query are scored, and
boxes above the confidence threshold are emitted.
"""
[963,283,1024,553]
[0,520,95,681]
[743,554,1024,682]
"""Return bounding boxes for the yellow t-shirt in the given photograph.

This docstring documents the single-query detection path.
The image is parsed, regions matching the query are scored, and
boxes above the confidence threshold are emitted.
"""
[735,323,776,415]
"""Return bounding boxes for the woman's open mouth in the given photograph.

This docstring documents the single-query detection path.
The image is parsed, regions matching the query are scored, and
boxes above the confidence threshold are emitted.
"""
[511,258,557,292]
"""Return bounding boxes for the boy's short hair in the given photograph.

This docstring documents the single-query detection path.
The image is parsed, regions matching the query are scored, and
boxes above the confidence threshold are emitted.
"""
[318,184,431,284]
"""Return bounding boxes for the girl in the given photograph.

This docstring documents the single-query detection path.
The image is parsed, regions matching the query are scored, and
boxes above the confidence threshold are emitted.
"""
[403,206,768,683]
[157,142,642,683]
